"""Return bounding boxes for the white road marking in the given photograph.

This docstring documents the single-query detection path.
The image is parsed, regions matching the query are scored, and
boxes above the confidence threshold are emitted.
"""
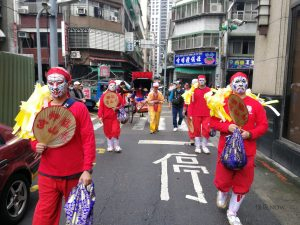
[184,169,207,204]
[139,140,214,146]
[158,117,166,130]
[173,165,210,174]
[132,117,148,130]
[93,123,102,130]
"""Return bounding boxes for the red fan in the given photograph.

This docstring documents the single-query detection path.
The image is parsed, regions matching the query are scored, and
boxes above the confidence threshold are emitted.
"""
[33,106,76,148]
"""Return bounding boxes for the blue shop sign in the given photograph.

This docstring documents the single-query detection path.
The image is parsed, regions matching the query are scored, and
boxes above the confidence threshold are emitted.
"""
[228,58,254,69]
[174,52,216,66]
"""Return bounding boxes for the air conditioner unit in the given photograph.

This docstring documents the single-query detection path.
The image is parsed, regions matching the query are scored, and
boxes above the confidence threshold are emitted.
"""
[18,32,29,38]
[77,7,87,16]
[111,16,118,22]
[70,51,81,59]
[18,8,29,14]
[210,3,222,13]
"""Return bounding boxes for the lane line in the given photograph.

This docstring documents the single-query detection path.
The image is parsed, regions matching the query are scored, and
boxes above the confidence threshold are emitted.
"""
[179,120,189,131]
[132,117,148,130]
[138,140,214,146]
[158,117,166,130]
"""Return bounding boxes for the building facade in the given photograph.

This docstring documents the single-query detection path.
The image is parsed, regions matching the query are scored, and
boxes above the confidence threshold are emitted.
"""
[254,0,300,176]
[14,0,145,83]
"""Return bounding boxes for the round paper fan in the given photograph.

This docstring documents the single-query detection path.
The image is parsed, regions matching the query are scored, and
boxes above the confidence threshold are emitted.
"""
[228,94,249,127]
[33,106,76,148]
[103,92,119,108]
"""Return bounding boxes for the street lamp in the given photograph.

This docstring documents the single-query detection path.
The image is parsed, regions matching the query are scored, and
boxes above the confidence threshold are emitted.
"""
[36,2,51,84]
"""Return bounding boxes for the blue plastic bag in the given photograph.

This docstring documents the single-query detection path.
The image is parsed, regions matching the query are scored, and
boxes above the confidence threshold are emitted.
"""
[221,128,247,170]
[117,107,129,124]
[64,182,96,225]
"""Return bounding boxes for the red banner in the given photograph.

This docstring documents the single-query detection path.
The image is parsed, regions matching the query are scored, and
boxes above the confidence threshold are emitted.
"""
[132,72,153,80]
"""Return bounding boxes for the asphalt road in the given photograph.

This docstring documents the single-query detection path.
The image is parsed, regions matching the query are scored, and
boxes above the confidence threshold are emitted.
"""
[19,105,290,225]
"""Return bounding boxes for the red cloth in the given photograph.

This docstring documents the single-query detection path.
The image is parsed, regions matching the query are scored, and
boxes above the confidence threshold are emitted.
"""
[98,91,123,138]
[210,96,268,157]
[214,155,255,194]
[132,71,153,80]
[188,87,211,117]
[211,96,268,194]
[192,116,210,138]
[230,72,248,83]
[31,101,96,177]
[33,175,78,225]
[46,67,72,82]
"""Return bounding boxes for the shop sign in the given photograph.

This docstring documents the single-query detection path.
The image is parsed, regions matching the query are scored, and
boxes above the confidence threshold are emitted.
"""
[99,65,110,77]
[228,58,254,69]
[174,52,216,66]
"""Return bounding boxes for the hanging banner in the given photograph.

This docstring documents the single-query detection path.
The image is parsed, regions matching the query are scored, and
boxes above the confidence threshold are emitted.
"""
[174,52,216,66]
[99,65,110,77]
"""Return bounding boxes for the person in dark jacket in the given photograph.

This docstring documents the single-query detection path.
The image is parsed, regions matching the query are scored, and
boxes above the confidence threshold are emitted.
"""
[169,81,185,131]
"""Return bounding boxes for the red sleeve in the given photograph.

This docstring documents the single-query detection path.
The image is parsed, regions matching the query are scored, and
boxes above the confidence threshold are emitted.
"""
[97,95,104,119]
[78,105,96,171]
[210,116,232,133]
[118,94,124,107]
[248,103,268,140]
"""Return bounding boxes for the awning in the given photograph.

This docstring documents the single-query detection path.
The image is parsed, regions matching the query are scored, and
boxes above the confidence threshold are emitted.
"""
[175,67,214,75]
[0,29,6,38]
[89,56,128,63]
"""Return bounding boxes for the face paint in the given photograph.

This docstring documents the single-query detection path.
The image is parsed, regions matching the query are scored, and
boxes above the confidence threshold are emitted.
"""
[199,78,206,86]
[231,76,248,94]
[47,74,68,98]
[108,83,116,92]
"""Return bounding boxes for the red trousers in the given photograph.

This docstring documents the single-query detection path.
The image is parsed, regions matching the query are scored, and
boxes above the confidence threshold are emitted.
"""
[214,155,255,194]
[192,116,210,138]
[33,175,78,225]
[103,118,120,139]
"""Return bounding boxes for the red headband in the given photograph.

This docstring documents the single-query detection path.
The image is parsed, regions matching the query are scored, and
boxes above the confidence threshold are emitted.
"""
[46,67,72,82]
[198,75,206,79]
[109,80,116,85]
[230,72,248,83]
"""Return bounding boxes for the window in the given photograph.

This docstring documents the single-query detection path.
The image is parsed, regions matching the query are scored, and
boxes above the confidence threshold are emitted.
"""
[232,41,242,54]
[194,34,202,47]
[181,5,186,18]
[283,5,300,144]
[203,33,211,46]
[186,36,194,49]
[186,3,192,17]
[180,37,186,50]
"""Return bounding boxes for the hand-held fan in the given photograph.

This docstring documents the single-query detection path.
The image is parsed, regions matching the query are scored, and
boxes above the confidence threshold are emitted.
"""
[228,94,249,127]
[33,106,76,148]
[103,92,119,109]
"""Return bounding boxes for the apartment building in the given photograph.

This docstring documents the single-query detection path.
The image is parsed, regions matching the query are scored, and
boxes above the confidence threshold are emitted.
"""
[15,0,145,82]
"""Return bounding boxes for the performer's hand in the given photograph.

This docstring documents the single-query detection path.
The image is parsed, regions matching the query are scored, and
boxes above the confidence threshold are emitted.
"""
[79,171,92,186]
[241,130,251,139]
[228,124,239,133]
[81,98,86,103]
[36,143,47,155]
[99,118,103,124]
[168,103,171,109]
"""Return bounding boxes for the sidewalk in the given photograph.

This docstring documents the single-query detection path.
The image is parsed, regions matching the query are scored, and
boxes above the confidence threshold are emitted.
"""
[210,135,300,225]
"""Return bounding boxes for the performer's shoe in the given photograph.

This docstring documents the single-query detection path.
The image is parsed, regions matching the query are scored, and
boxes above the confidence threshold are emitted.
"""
[173,127,178,132]
[107,147,114,152]
[114,146,122,153]
[202,146,210,154]
[190,139,195,146]
[227,211,242,225]
[216,191,229,209]
[195,147,201,153]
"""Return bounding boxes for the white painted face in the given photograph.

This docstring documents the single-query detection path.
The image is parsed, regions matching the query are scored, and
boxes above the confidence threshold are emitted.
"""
[47,74,68,98]
[231,76,248,94]
[198,78,206,86]
[108,83,116,92]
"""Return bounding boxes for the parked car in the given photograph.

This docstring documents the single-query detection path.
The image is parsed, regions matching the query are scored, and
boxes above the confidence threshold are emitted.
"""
[0,124,40,225]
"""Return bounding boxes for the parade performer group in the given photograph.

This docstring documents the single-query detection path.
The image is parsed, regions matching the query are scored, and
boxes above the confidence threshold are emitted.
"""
[187,75,211,154]
[98,80,124,152]
[210,72,268,225]
[146,82,164,134]
[30,67,96,225]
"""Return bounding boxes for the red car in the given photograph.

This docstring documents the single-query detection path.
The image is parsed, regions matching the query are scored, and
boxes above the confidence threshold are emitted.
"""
[0,124,40,224]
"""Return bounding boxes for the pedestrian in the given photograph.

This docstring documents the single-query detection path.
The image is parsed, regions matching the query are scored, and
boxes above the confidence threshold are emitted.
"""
[211,72,268,225]
[31,67,96,225]
[98,80,124,152]
[184,79,198,145]
[169,81,185,131]
[188,75,211,154]
[70,81,86,103]
[146,82,164,134]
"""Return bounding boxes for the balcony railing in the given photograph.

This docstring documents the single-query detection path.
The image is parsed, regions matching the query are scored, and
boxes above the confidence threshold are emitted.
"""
[232,11,258,21]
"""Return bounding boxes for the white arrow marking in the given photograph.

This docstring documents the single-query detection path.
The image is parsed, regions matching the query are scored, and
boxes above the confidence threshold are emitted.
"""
[184,169,207,204]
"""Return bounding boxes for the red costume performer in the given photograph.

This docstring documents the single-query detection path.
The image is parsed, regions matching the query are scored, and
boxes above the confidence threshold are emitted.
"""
[211,72,268,225]
[188,75,211,154]
[31,67,96,225]
[98,80,124,152]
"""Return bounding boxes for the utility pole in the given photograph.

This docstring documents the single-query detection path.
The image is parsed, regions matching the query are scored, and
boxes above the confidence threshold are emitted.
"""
[49,0,58,67]
[163,44,167,97]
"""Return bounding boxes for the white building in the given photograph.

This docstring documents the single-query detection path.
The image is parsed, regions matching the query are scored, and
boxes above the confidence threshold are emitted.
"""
[150,0,173,76]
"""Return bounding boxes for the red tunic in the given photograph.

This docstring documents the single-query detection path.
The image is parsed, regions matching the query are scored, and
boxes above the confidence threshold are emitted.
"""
[188,87,211,117]
[31,101,96,177]
[211,96,268,194]
[98,91,123,139]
